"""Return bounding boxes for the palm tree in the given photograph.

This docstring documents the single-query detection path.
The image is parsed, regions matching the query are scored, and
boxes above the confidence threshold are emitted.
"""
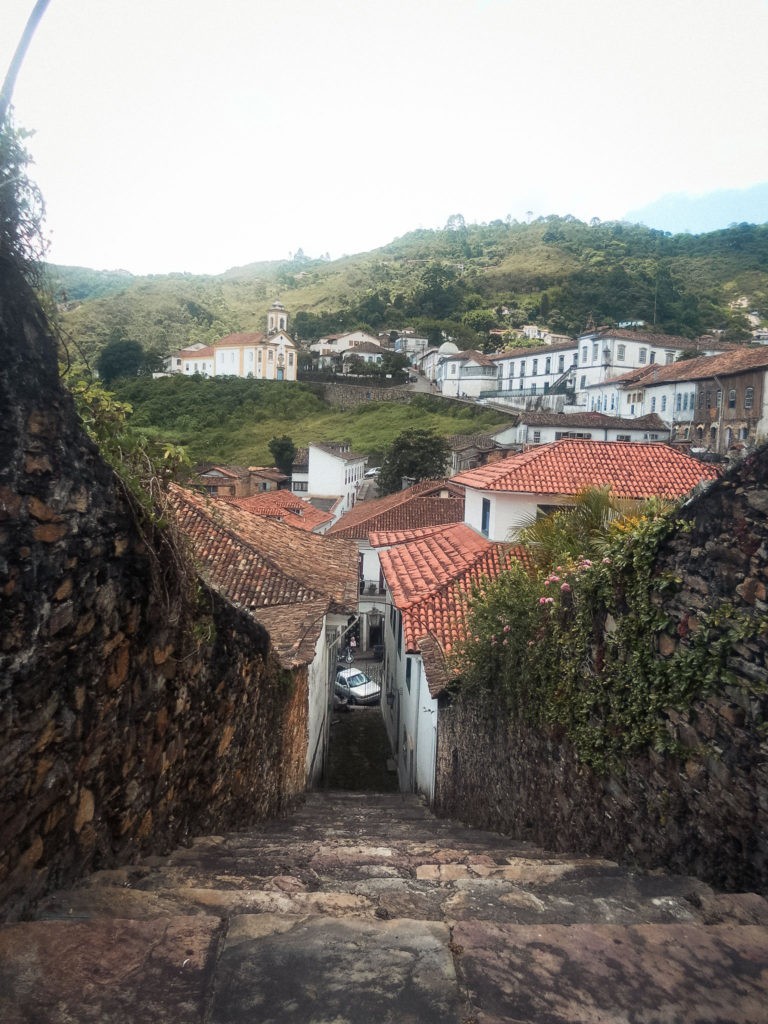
[518,486,638,570]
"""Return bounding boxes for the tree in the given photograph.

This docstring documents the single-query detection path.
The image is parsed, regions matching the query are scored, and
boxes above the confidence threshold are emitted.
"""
[377,429,450,495]
[268,435,296,476]
[97,339,146,386]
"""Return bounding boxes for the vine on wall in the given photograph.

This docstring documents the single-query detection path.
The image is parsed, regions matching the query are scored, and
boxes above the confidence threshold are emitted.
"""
[455,503,766,773]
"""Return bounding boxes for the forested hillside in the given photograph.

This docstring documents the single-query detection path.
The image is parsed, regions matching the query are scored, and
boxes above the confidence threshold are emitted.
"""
[48,217,768,369]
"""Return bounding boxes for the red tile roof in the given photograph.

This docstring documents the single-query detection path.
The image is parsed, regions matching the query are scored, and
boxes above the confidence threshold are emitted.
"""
[376,522,529,695]
[227,491,334,532]
[327,479,464,539]
[516,411,668,432]
[452,439,719,500]
[629,346,768,386]
[168,485,358,666]
[377,523,492,607]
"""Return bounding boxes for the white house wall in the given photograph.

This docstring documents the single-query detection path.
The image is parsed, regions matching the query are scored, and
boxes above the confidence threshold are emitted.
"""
[306,626,330,787]
[464,486,542,541]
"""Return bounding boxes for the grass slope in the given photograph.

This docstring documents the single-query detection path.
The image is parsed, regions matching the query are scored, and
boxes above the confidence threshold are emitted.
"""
[113,377,513,466]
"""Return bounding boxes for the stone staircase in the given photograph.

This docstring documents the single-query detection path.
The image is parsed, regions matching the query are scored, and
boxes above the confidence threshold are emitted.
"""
[1,791,767,1023]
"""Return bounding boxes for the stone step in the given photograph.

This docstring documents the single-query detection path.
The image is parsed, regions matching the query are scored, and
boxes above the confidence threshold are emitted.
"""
[2,914,766,1024]
[3,791,767,1023]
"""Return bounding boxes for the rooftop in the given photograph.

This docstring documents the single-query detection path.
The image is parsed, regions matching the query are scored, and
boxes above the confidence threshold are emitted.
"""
[327,479,464,540]
[452,439,719,499]
[226,491,334,532]
[168,485,357,665]
[515,411,669,431]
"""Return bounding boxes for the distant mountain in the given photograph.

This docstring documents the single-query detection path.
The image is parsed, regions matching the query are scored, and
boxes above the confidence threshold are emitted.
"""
[625,183,768,235]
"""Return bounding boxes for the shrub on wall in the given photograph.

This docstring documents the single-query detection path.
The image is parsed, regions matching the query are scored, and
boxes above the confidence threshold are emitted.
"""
[455,500,767,773]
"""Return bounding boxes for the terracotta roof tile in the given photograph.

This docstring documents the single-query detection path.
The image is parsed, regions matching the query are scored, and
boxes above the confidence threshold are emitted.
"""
[377,523,496,608]
[630,346,768,386]
[452,439,719,500]
[168,485,358,668]
[517,411,668,431]
[227,492,334,532]
[327,479,464,539]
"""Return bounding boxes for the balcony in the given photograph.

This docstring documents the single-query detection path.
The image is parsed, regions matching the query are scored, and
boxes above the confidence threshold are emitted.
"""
[359,579,386,597]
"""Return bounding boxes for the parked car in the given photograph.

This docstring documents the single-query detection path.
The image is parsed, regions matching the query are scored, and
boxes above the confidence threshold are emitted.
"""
[335,667,381,706]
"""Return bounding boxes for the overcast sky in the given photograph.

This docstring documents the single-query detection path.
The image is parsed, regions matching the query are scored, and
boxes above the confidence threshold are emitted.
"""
[3,0,768,274]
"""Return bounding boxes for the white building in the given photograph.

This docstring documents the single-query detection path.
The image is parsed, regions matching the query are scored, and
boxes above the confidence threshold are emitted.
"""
[453,439,719,542]
[572,328,690,405]
[291,442,367,519]
[310,330,382,368]
[166,301,298,381]
[437,350,498,398]
[493,411,670,447]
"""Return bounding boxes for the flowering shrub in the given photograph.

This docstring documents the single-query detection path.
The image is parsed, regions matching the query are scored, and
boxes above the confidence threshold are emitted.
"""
[454,500,765,772]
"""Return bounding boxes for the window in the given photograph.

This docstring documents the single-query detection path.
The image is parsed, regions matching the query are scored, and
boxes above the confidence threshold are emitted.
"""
[677,393,683,411]
[665,351,674,365]
[545,357,551,374]
[706,390,712,408]
[616,434,631,441]
[745,387,754,410]
[650,351,656,364]
[288,352,294,365]
[716,390,722,409]
[532,430,541,443]
[405,657,412,693]
[532,358,538,375]
[520,361,526,376]
[555,431,592,440]
[617,344,626,360]
[728,389,736,409]
[639,348,647,364]
[661,396,667,412]
[582,345,588,363]
[592,342,598,360]
[580,375,586,389]
[651,397,656,412]
[481,498,491,537]
[558,355,565,372]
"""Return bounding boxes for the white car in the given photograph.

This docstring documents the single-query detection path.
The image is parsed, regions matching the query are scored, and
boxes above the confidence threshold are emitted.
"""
[335,668,381,706]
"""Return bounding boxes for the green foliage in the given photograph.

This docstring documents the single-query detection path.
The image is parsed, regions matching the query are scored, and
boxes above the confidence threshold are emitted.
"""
[105,375,510,466]
[457,504,766,773]
[377,428,450,495]
[0,118,46,283]
[268,434,296,475]
[70,378,189,513]
[53,218,768,371]
[96,338,147,385]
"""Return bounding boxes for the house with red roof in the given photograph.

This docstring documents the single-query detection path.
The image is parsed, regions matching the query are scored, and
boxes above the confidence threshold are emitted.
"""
[166,302,297,381]
[327,479,464,652]
[452,439,719,541]
[291,442,368,522]
[226,490,335,533]
[584,347,768,454]
[168,484,358,786]
[373,522,526,800]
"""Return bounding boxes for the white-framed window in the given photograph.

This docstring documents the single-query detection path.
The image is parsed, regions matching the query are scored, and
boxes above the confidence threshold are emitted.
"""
[617,344,626,360]
[661,396,667,411]
[745,387,754,409]
[651,397,656,411]
[639,348,647,364]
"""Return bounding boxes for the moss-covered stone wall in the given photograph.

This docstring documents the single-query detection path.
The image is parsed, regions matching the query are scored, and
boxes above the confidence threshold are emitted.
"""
[435,447,768,892]
[0,278,308,922]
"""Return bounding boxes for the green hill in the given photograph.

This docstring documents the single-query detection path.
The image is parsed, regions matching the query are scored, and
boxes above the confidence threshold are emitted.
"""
[48,217,768,370]
[110,376,512,466]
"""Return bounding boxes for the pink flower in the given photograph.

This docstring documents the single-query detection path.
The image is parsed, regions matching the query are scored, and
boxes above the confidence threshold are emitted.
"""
[503,624,511,633]
[560,582,571,593]
[538,596,555,605]
[502,639,508,646]
[602,557,612,564]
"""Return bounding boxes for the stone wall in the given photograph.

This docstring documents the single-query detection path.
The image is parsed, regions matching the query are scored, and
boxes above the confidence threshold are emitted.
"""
[319,381,413,408]
[0,276,308,921]
[435,446,768,893]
